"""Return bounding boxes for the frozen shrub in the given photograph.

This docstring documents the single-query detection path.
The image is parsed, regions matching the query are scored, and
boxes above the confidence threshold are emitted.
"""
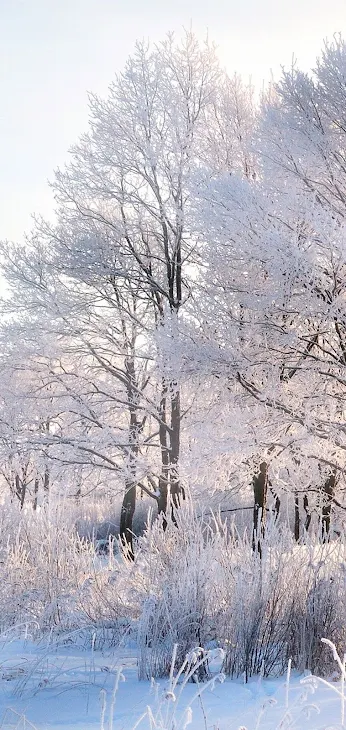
[0,496,346,680]
[220,524,298,679]
[289,542,346,675]
[131,505,223,679]
[0,499,125,635]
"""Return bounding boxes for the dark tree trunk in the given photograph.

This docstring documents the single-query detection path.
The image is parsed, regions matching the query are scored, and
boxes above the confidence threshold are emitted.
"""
[303,494,311,532]
[169,246,183,513]
[169,385,184,522]
[119,361,140,560]
[154,237,184,527]
[15,473,26,509]
[158,380,169,522]
[270,488,280,520]
[170,387,180,505]
[294,492,300,542]
[33,477,39,511]
[14,474,21,502]
[157,380,184,526]
[252,461,269,558]
[43,467,49,497]
[321,471,337,542]
[75,480,82,504]
[119,479,136,560]
[20,481,26,509]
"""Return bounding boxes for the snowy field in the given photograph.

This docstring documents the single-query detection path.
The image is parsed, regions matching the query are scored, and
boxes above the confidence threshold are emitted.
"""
[0,636,345,730]
[0,506,344,729]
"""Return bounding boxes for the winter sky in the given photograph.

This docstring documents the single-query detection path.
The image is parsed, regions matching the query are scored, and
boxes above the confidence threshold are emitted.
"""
[1,0,346,242]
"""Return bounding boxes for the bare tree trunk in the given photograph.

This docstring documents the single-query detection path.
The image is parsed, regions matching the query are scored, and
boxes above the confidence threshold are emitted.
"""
[43,466,49,499]
[303,494,312,532]
[119,418,138,560]
[75,476,82,504]
[20,480,26,508]
[119,360,140,560]
[294,492,300,542]
[120,476,137,560]
[321,471,337,542]
[14,473,26,509]
[252,461,268,558]
[158,380,169,520]
[33,477,39,511]
[14,474,21,503]
[270,488,280,520]
[157,382,184,525]
[170,385,184,521]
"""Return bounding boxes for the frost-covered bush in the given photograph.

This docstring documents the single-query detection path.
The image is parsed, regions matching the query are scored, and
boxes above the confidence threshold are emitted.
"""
[0,497,346,680]
[287,542,346,675]
[122,505,223,679]
[0,502,92,632]
[219,528,295,679]
[219,528,346,679]
[112,509,346,680]
[0,499,129,636]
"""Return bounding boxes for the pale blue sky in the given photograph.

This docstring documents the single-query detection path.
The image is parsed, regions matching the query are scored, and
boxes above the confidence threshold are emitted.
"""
[1,0,346,241]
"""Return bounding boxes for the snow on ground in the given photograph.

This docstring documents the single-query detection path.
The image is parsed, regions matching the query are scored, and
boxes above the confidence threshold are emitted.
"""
[0,636,343,730]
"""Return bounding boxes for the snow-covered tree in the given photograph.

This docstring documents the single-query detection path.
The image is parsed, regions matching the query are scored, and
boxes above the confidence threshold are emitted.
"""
[0,31,256,550]
[185,37,346,538]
